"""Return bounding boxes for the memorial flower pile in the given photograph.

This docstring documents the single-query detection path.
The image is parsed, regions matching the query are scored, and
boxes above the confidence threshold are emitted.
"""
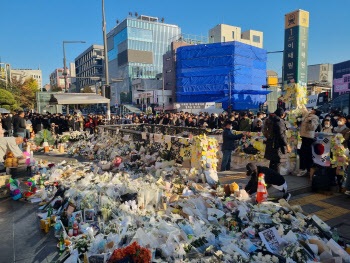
[35,132,350,263]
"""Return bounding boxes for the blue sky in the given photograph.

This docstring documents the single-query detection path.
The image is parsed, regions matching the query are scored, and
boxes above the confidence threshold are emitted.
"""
[1,0,349,86]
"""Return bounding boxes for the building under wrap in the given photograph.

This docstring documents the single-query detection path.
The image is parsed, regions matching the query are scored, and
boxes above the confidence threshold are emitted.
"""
[176,41,269,110]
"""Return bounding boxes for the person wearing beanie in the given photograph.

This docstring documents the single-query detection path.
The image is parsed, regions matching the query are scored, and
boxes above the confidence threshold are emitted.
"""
[263,108,291,172]
[245,163,291,201]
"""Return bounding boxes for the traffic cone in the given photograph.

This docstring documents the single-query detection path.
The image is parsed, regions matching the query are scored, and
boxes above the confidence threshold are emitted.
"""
[256,173,268,204]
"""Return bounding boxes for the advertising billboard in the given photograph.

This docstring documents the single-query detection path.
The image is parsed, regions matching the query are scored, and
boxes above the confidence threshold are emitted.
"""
[333,60,350,98]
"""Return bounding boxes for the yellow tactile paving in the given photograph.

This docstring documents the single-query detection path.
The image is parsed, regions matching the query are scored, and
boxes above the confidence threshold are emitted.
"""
[313,201,333,208]
[219,175,246,183]
[291,193,350,222]
[289,193,332,206]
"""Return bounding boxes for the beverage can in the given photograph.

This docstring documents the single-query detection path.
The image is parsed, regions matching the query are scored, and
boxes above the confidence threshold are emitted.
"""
[40,219,46,230]
[46,217,51,227]
[44,222,50,233]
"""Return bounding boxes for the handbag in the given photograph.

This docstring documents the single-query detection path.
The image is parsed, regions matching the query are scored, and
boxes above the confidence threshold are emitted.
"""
[243,145,259,155]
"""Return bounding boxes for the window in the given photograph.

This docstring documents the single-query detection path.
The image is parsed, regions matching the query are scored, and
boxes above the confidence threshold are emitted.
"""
[223,36,225,42]
[232,31,235,39]
[147,98,150,104]
[253,35,260,43]
[136,99,140,104]
[169,98,172,103]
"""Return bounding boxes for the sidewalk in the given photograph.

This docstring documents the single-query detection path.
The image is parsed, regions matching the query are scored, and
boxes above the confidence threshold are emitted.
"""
[289,192,350,241]
[0,153,86,263]
[218,169,312,196]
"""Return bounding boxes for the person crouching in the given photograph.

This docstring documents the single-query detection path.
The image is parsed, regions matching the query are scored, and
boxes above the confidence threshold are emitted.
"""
[245,163,291,201]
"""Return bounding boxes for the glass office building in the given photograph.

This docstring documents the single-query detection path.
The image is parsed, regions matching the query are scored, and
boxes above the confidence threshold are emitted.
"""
[107,15,181,104]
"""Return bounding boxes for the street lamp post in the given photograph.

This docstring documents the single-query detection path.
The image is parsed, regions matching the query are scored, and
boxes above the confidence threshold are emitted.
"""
[162,69,165,113]
[63,41,85,92]
[102,0,110,120]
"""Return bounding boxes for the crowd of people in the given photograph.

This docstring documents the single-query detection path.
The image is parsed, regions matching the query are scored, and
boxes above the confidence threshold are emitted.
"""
[110,111,265,132]
[1,106,350,197]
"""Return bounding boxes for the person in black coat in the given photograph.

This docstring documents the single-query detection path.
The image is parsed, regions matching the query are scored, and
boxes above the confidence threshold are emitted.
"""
[221,121,244,171]
[263,108,291,172]
[67,116,74,131]
[209,114,219,129]
[2,113,12,136]
[245,163,291,201]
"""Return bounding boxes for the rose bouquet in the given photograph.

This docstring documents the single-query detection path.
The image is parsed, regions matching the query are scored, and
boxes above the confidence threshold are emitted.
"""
[108,242,151,263]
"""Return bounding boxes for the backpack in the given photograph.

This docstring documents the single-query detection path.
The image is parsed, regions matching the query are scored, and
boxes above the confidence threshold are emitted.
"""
[262,116,275,139]
[312,167,332,192]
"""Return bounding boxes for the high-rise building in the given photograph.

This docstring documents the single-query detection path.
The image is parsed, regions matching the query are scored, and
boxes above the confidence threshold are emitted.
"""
[50,68,70,91]
[107,14,181,105]
[176,41,268,110]
[209,24,263,48]
[11,68,43,90]
[163,33,210,103]
[307,64,333,96]
[75,45,104,92]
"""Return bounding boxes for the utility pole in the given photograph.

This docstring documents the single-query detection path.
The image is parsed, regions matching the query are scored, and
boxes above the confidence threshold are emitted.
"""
[63,43,67,92]
[102,0,110,120]
[162,69,165,112]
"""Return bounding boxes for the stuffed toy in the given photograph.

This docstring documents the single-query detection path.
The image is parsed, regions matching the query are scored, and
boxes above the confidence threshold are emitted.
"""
[7,178,22,200]
[112,157,122,168]
[24,178,37,198]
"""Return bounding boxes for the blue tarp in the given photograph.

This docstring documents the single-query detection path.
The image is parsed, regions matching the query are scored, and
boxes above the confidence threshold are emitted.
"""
[176,41,268,110]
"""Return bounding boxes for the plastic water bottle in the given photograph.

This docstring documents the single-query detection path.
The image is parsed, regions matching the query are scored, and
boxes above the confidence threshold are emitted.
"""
[54,222,61,238]
[332,228,339,243]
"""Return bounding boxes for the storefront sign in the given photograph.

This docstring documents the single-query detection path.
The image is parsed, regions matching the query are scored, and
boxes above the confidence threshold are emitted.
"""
[174,102,215,110]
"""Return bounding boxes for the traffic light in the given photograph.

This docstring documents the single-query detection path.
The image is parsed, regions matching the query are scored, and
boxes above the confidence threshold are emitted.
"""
[103,85,111,99]
[277,98,286,110]
[227,105,232,113]
[324,92,329,102]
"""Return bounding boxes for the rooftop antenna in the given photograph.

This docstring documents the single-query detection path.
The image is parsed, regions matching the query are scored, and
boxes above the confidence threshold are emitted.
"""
[135,12,138,17]
[116,19,119,24]
[129,12,132,17]
[161,17,164,23]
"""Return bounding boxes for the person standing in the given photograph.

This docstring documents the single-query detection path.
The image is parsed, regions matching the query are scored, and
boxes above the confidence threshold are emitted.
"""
[221,121,244,171]
[252,112,264,129]
[13,111,26,150]
[263,108,291,172]
[321,119,333,133]
[297,106,320,177]
[2,113,12,136]
[239,112,252,132]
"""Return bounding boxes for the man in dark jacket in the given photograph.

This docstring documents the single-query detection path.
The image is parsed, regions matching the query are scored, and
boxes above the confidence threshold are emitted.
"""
[245,163,291,201]
[13,111,26,150]
[221,121,244,171]
[263,108,291,172]
[2,113,12,136]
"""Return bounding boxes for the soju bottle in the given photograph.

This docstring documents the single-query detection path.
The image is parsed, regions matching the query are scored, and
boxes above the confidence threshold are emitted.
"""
[59,233,65,254]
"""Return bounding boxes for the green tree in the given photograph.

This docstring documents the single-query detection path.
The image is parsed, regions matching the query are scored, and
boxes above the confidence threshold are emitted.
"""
[82,86,94,93]
[0,88,19,111]
[51,86,62,92]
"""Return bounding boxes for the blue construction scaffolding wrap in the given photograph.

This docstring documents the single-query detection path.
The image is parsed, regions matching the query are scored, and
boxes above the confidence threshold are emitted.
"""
[176,41,270,110]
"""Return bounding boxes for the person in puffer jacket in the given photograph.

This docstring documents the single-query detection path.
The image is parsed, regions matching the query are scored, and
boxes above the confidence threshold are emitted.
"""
[297,105,320,177]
